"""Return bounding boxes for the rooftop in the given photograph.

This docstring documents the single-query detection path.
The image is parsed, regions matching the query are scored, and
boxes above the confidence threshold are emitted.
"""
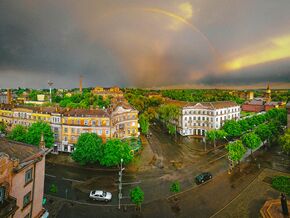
[0,138,43,162]
[63,108,110,117]
[165,99,238,109]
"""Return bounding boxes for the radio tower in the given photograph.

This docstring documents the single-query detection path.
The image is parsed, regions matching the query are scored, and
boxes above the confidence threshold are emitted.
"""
[79,75,83,93]
[48,80,53,104]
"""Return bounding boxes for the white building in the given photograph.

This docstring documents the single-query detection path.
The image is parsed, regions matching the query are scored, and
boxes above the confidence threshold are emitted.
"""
[178,101,240,136]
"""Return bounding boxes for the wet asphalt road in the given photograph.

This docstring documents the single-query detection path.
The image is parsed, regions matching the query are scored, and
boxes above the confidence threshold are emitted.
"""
[44,125,289,217]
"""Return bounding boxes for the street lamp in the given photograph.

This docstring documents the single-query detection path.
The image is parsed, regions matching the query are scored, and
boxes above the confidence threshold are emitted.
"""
[48,80,53,104]
[118,158,124,210]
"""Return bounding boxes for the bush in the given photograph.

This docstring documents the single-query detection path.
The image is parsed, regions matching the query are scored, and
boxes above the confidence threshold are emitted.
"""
[170,181,181,193]
[49,184,58,193]
[272,176,290,196]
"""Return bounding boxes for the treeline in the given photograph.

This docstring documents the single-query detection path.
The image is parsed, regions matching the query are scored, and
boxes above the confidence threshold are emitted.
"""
[58,93,111,109]
[206,108,287,163]
[161,89,245,104]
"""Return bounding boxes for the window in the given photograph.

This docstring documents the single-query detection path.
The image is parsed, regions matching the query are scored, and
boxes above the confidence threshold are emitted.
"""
[0,186,5,203]
[25,169,33,185]
[92,120,96,126]
[64,128,68,133]
[23,191,31,208]
[71,128,75,134]
[84,120,88,126]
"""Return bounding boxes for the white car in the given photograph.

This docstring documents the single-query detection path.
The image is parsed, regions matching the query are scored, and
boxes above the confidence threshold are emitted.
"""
[89,190,112,202]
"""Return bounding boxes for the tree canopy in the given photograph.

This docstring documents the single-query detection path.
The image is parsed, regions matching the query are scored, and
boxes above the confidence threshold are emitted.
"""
[8,125,27,142]
[71,133,103,165]
[130,186,144,207]
[226,140,246,163]
[255,124,272,142]
[170,181,181,193]
[241,133,262,151]
[139,114,149,135]
[279,130,290,155]
[26,122,54,148]
[222,120,242,139]
[100,139,133,167]
[0,122,6,134]
[206,130,228,142]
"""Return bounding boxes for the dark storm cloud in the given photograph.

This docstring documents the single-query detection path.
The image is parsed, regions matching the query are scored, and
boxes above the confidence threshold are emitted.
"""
[199,59,290,86]
[0,1,125,88]
[0,0,290,88]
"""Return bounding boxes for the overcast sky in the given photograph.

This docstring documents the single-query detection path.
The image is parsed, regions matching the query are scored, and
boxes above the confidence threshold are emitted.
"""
[0,0,290,89]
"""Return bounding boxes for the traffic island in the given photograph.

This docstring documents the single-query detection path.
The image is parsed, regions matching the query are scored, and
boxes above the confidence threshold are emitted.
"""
[260,199,290,218]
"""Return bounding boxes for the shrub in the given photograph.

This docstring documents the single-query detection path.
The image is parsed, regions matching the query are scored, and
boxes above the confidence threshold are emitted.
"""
[272,176,290,196]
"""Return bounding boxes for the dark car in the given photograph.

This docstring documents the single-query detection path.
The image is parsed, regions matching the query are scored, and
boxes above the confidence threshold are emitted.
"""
[195,172,212,185]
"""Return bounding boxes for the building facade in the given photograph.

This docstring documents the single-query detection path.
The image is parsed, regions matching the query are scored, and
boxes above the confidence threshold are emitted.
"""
[178,101,240,136]
[91,86,124,99]
[0,103,139,153]
[0,139,48,218]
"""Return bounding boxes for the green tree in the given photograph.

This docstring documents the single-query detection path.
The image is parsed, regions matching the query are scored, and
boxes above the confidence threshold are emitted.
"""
[26,122,54,148]
[255,124,272,142]
[130,186,144,210]
[222,120,242,138]
[241,133,262,155]
[237,119,250,132]
[170,181,181,193]
[139,114,150,135]
[167,123,176,135]
[0,122,6,134]
[100,139,133,167]
[226,140,246,164]
[158,104,180,124]
[206,130,228,144]
[71,133,103,165]
[279,130,290,155]
[8,125,27,142]
[49,184,58,194]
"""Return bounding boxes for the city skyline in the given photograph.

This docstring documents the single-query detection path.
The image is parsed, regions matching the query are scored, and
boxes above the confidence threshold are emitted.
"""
[1,0,290,89]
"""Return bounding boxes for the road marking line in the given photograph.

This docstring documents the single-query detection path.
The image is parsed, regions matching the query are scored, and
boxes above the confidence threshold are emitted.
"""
[209,169,263,218]
[62,177,84,183]
[45,174,56,178]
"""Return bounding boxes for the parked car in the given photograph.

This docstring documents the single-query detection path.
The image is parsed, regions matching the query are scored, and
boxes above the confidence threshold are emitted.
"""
[195,172,212,185]
[89,190,112,202]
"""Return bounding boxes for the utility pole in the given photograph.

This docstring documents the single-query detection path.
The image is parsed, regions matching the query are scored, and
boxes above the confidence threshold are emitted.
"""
[117,158,141,210]
[48,80,53,104]
[118,158,124,210]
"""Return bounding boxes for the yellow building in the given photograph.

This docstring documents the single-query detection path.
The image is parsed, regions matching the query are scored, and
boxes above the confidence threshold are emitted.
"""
[91,86,123,99]
[0,102,139,153]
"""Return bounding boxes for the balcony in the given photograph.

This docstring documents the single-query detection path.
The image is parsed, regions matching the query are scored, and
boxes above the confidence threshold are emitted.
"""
[0,196,18,218]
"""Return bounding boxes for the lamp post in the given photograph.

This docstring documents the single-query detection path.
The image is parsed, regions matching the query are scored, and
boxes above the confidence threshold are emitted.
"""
[48,80,53,104]
[118,158,124,210]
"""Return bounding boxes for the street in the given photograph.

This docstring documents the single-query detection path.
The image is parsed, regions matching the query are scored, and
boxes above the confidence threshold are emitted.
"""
[44,125,290,217]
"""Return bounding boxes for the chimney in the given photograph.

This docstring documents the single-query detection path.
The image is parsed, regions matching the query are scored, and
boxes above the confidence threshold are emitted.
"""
[79,75,83,93]
[39,132,46,150]
[7,89,12,104]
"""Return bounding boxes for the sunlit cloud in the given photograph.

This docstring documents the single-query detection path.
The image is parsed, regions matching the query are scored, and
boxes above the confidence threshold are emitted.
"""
[222,34,290,72]
[169,2,193,30]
